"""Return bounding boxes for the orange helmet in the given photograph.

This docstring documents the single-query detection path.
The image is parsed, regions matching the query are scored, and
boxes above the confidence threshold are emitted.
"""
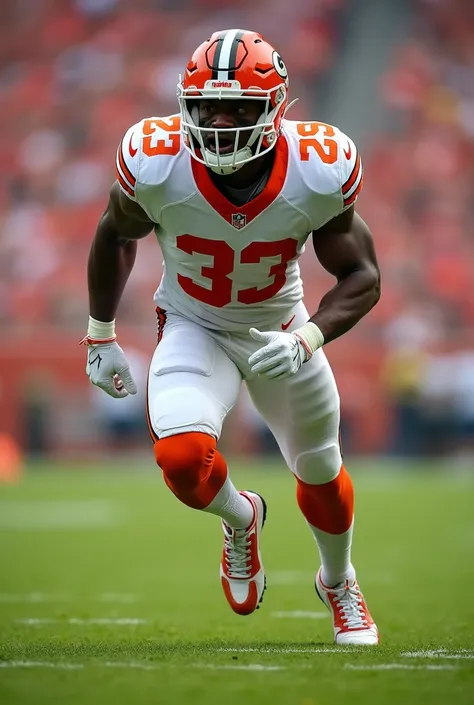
[177,29,289,174]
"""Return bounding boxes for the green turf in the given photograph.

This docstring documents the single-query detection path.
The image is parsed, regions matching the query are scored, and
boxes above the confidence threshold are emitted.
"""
[0,460,473,705]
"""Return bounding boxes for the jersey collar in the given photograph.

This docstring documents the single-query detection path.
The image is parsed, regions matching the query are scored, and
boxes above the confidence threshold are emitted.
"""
[190,135,289,228]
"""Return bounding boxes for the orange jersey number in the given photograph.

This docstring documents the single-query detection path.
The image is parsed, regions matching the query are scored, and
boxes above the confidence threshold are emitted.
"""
[297,122,338,164]
[143,116,181,157]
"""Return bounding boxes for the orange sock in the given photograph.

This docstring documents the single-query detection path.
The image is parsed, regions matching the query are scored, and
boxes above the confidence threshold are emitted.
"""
[296,465,355,586]
[154,432,227,509]
[296,465,354,534]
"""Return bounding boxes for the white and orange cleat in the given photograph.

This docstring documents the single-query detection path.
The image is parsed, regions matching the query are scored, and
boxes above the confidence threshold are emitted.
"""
[315,568,380,645]
[220,491,267,616]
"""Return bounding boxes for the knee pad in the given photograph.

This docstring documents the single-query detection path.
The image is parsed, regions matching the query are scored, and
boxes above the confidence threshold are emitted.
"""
[154,431,216,488]
[294,442,342,485]
[154,431,227,510]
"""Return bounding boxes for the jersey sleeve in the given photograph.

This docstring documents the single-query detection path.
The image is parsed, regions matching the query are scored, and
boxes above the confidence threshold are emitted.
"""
[337,130,363,211]
[115,122,142,201]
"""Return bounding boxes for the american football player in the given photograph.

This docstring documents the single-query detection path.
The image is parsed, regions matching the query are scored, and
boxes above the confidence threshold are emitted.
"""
[82,29,381,645]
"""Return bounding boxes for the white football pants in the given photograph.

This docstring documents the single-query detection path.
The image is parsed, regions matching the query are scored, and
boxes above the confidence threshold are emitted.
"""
[147,301,342,485]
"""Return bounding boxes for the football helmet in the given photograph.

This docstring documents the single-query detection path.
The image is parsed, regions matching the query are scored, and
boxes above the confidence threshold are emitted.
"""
[177,29,289,175]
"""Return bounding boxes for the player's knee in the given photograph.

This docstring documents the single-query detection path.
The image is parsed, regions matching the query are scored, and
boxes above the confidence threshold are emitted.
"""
[154,431,217,491]
[294,442,342,485]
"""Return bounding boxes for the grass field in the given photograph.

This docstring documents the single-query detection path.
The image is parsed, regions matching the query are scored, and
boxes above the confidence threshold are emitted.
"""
[0,459,473,705]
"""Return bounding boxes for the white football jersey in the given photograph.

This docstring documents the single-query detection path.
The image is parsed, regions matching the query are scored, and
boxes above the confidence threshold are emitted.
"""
[115,115,363,331]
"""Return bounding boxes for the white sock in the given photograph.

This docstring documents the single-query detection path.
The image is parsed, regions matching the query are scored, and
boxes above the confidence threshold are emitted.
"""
[202,476,254,528]
[306,519,355,586]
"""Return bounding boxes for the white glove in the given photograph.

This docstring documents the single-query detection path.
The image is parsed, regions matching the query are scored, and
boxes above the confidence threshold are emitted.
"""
[248,322,325,381]
[248,328,308,380]
[85,340,137,399]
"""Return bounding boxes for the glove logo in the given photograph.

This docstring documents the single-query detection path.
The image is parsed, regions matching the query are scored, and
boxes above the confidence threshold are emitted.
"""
[88,353,102,370]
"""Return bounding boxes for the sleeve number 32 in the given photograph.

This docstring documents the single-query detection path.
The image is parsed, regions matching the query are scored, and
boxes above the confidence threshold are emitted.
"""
[176,235,298,307]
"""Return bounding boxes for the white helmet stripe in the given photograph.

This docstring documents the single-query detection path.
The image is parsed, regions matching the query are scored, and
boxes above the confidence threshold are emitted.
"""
[217,29,241,80]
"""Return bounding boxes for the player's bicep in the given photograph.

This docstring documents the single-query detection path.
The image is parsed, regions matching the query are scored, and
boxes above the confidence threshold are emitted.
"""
[312,209,379,281]
[103,181,154,241]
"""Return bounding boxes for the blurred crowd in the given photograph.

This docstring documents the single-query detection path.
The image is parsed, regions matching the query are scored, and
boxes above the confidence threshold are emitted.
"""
[360,0,474,340]
[1,0,473,456]
[365,0,474,457]
[0,0,346,328]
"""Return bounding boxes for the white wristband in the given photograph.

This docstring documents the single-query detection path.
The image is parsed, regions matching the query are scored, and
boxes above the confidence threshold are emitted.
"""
[87,316,116,340]
[294,322,325,359]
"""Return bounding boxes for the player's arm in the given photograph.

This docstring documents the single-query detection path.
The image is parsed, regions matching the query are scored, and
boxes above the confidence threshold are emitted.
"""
[88,181,153,322]
[308,205,380,344]
[83,181,154,398]
[248,209,380,380]
[248,129,380,381]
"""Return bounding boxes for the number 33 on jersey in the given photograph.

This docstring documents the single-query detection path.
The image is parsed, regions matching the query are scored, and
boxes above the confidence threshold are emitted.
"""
[115,115,363,331]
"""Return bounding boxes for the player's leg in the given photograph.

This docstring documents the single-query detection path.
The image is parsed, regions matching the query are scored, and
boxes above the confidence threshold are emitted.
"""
[246,320,378,643]
[148,311,266,614]
[247,351,355,581]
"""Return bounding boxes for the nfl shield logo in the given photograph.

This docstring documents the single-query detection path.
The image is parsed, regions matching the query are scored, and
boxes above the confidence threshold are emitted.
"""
[231,213,247,230]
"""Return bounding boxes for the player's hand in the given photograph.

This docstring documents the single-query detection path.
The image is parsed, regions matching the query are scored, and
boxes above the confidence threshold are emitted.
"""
[85,341,137,398]
[248,328,309,380]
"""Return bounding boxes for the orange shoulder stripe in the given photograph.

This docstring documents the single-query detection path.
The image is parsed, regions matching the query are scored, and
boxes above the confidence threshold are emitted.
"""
[342,154,361,195]
[343,174,364,206]
[117,140,136,186]
[115,166,135,198]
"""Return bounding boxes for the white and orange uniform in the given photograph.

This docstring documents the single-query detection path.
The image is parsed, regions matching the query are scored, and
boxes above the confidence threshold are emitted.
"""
[116,115,363,484]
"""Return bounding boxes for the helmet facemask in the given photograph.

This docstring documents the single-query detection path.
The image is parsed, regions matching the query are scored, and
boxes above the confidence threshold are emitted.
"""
[178,83,287,175]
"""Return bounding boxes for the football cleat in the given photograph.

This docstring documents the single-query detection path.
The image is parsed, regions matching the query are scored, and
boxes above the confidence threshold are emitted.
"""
[220,491,267,616]
[315,568,379,645]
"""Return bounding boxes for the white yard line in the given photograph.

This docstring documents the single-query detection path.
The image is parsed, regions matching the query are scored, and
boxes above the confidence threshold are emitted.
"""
[271,611,329,620]
[0,659,465,673]
[196,664,284,671]
[16,618,147,626]
[0,661,84,670]
[104,661,156,671]
[216,647,345,654]
[0,593,71,603]
[0,661,284,672]
[0,593,139,604]
[345,663,458,671]
[0,500,120,530]
[401,649,474,660]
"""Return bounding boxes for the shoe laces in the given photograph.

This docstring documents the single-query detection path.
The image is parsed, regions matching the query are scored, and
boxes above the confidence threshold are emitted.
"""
[332,581,368,630]
[223,525,252,579]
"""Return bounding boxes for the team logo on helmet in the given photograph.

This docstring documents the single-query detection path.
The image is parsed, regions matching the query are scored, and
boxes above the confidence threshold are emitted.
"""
[232,213,247,230]
[272,51,288,79]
